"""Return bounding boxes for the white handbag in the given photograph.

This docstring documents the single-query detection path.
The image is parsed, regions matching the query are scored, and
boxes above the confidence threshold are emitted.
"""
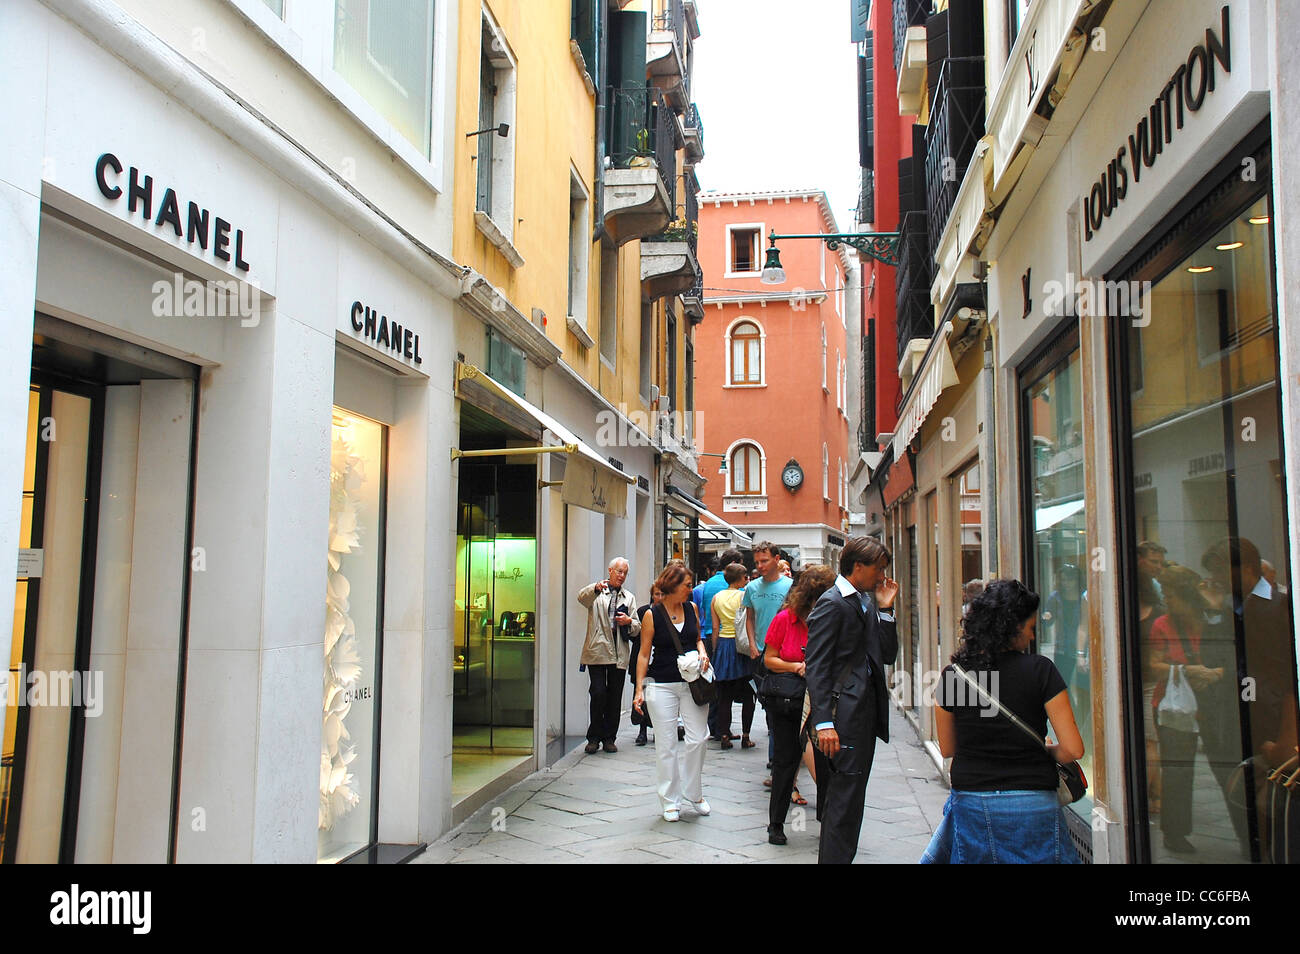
[1156,664,1198,733]
[733,604,751,656]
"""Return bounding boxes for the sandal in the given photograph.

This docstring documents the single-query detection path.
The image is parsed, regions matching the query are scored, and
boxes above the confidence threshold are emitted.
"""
[763,777,772,788]
[720,735,733,750]
[741,735,755,748]
[791,789,807,806]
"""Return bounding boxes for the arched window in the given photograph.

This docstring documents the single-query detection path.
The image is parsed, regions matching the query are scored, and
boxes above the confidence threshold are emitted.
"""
[729,321,762,384]
[730,442,763,495]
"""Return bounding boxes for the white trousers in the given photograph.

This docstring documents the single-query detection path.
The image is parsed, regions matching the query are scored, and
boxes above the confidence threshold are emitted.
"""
[644,680,709,811]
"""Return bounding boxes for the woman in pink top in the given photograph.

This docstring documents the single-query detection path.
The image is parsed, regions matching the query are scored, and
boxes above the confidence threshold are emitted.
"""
[762,565,836,845]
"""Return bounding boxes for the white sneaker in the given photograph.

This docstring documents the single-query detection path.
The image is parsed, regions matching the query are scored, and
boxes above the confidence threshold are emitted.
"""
[691,798,711,816]
[663,807,680,822]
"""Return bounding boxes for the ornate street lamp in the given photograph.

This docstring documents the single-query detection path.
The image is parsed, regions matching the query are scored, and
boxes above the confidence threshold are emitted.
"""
[759,228,901,284]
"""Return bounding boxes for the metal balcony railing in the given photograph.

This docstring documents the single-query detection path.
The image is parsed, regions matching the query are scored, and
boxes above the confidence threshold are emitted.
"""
[645,170,697,253]
[653,0,687,67]
[892,0,929,73]
[924,56,985,255]
[608,86,677,205]
[857,166,875,226]
[894,210,933,363]
[684,102,704,158]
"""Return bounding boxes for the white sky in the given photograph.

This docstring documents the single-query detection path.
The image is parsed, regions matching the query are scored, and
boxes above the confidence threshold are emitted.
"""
[691,0,862,230]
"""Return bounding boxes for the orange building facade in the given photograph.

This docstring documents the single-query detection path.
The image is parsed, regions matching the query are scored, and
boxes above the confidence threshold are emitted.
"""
[695,190,855,568]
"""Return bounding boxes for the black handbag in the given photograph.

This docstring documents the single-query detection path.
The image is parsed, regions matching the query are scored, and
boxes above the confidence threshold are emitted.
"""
[953,664,1089,806]
[664,608,715,706]
[758,671,806,718]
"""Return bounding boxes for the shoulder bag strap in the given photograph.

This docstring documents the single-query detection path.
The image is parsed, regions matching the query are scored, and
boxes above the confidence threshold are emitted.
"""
[661,603,689,657]
[952,663,1049,753]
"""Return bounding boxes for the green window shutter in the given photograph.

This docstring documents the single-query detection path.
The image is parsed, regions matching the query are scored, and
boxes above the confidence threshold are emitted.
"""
[572,0,598,78]
[607,11,648,165]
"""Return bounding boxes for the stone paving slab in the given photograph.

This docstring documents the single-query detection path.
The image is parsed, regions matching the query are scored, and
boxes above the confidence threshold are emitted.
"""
[413,703,949,865]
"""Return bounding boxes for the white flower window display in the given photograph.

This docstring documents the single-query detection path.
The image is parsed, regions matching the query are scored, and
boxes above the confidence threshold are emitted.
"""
[321,428,367,831]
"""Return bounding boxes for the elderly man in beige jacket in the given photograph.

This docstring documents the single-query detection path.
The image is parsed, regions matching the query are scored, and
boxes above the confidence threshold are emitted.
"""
[577,557,640,754]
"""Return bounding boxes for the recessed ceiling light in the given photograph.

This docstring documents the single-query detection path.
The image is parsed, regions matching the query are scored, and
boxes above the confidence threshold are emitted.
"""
[1187,265,1214,274]
[1248,215,1270,225]
[1216,241,1244,250]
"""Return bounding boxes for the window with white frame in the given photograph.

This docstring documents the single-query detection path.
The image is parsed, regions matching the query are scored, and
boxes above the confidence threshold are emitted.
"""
[474,11,517,234]
[822,444,829,499]
[730,442,764,495]
[821,324,827,390]
[726,225,762,275]
[568,170,590,325]
[334,0,438,157]
[837,455,842,507]
[836,353,843,409]
[728,320,762,385]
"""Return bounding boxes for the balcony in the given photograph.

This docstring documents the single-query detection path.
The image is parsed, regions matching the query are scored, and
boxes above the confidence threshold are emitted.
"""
[642,178,698,302]
[893,0,928,115]
[924,56,985,256]
[682,102,704,163]
[857,166,875,227]
[892,0,929,72]
[603,86,675,246]
[648,0,691,111]
[894,210,933,365]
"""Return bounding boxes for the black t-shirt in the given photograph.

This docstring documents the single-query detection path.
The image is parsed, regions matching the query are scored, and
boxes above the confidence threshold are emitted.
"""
[646,602,699,683]
[938,651,1068,792]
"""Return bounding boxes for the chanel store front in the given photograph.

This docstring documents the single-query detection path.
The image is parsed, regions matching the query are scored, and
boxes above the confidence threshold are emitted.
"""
[1,4,463,862]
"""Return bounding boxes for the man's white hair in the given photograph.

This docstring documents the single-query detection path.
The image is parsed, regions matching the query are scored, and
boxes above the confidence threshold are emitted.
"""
[608,557,629,571]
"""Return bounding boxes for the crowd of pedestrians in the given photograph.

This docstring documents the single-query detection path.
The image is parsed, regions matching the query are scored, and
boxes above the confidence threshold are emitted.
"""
[576,535,1130,864]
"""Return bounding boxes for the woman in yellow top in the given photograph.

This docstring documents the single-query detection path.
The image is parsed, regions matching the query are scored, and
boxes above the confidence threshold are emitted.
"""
[710,563,756,749]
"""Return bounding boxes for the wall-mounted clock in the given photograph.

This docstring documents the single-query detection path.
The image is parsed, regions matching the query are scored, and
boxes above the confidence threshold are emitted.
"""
[781,459,803,491]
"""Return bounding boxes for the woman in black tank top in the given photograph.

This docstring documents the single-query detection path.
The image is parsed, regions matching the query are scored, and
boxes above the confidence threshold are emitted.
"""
[633,563,712,822]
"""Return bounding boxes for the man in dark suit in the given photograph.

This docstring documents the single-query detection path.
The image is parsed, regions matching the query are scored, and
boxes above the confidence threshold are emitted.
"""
[805,537,898,864]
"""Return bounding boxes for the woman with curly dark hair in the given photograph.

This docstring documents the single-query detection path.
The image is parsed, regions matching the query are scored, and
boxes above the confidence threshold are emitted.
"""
[922,579,1084,863]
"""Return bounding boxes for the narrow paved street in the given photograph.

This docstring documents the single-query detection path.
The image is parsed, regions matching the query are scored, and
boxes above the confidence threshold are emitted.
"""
[415,705,948,864]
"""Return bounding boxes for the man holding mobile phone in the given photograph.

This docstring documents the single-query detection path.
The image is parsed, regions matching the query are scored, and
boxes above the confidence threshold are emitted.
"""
[805,537,898,864]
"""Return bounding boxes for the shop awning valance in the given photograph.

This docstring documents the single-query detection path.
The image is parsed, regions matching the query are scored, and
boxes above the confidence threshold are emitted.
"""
[892,331,960,460]
[699,507,754,548]
[455,363,633,518]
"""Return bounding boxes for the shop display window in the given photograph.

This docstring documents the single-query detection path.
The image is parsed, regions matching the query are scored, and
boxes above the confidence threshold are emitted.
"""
[319,409,386,863]
[1118,188,1298,864]
[1022,329,1094,822]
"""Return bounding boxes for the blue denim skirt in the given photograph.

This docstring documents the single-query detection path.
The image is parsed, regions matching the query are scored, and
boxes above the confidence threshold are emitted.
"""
[920,790,1080,864]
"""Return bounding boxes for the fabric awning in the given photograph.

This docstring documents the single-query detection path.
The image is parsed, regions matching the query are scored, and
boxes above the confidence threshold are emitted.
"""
[455,362,633,517]
[1034,498,1085,532]
[699,507,754,548]
[892,333,960,460]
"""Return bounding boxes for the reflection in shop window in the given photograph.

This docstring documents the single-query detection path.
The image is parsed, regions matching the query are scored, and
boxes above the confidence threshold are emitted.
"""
[1024,335,1093,822]
[1124,194,1298,864]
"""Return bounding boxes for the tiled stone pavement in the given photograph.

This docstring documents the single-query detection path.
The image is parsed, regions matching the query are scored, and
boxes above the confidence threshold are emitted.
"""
[413,704,950,864]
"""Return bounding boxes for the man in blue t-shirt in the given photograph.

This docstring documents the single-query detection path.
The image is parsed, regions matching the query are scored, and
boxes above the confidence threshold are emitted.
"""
[743,541,793,765]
